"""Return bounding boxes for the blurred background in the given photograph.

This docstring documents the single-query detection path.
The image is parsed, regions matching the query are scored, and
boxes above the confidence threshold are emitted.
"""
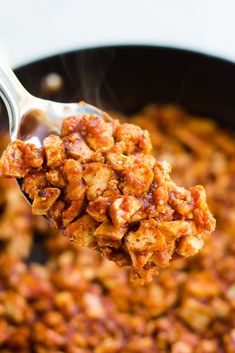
[0,0,235,67]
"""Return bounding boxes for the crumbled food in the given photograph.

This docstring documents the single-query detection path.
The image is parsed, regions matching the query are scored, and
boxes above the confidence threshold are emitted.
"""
[44,134,65,167]
[63,132,92,161]
[83,162,115,200]
[0,139,27,177]
[32,187,61,215]
[23,171,48,199]
[0,109,215,282]
[0,104,234,352]
[109,195,142,227]
[40,72,64,96]
[94,221,127,248]
[0,131,48,258]
[64,214,97,247]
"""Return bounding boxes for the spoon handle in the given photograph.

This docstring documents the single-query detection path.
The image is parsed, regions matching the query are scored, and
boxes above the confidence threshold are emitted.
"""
[0,56,29,138]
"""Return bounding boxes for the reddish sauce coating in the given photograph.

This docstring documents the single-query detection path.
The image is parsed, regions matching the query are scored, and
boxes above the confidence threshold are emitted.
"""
[0,104,234,352]
[0,108,215,283]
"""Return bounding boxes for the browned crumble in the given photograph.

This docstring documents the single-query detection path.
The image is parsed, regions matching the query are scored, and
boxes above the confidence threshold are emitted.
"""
[0,108,215,283]
[0,104,234,352]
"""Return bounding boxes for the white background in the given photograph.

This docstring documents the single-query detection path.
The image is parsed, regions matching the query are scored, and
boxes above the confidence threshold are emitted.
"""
[0,0,235,67]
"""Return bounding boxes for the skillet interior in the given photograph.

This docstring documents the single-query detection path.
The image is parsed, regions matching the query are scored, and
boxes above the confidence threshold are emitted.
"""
[0,45,235,128]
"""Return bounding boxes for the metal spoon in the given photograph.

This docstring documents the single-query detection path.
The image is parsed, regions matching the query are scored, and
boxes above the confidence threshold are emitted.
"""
[0,56,102,146]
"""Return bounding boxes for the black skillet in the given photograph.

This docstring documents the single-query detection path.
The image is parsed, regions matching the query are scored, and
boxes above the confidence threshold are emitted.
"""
[0,45,235,262]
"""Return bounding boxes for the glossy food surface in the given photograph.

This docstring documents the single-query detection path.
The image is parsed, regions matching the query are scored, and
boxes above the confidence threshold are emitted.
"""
[0,107,215,283]
[0,104,234,352]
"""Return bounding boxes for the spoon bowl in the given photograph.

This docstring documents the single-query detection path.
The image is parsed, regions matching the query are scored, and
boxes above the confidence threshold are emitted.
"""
[0,57,102,145]
[0,56,104,204]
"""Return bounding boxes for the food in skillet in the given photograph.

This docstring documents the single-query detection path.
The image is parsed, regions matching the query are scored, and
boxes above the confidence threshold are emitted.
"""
[0,105,234,352]
[0,109,215,283]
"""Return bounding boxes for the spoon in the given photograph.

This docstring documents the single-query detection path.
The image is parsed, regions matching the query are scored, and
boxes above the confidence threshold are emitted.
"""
[0,56,102,146]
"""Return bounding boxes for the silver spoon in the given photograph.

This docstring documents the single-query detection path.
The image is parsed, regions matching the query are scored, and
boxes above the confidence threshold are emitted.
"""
[0,56,102,146]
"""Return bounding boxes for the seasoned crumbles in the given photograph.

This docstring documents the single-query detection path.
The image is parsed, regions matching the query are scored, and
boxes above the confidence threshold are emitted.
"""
[0,108,215,283]
[0,104,234,352]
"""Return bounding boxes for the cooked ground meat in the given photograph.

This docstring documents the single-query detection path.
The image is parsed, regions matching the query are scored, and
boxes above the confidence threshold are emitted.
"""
[0,108,215,283]
[0,104,233,352]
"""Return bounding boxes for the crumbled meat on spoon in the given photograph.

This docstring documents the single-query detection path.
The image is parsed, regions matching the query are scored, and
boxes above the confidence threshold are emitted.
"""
[0,110,215,283]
